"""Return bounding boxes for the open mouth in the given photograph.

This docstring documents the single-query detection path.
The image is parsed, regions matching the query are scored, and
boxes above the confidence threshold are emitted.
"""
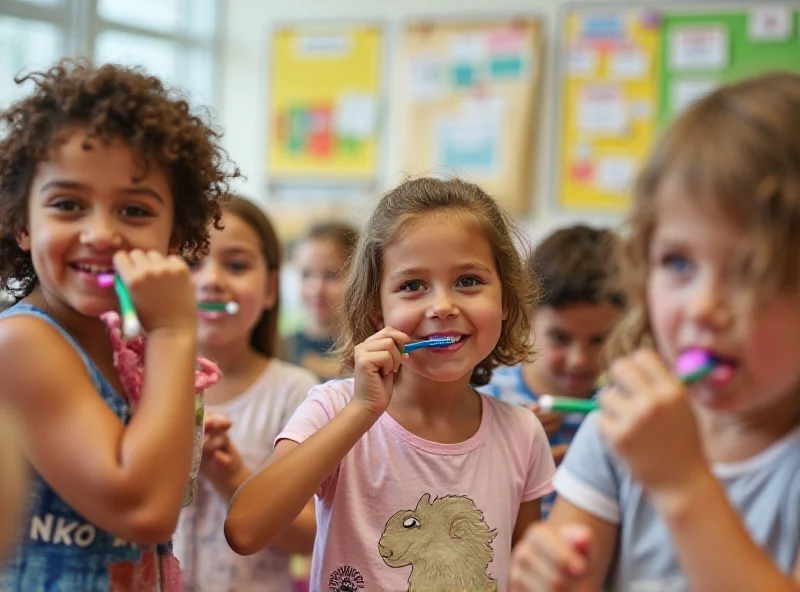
[70,263,114,276]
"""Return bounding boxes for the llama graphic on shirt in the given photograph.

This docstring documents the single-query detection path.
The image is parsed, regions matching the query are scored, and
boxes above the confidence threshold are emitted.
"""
[378,493,498,592]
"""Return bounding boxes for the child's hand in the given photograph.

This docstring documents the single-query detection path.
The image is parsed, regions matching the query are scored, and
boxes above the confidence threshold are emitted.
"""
[509,522,592,591]
[598,349,707,495]
[352,326,409,417]
[200,421,243,485]
[530,403,563,438]
[113,249,196,335]
[203,413,232,454]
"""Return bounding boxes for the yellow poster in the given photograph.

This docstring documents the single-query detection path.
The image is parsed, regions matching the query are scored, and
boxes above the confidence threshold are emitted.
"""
[557,10,661,211]
[268,25,382,180]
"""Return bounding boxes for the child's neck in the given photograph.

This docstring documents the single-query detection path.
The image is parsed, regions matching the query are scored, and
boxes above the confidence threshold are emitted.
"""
[200,341,269,406]
[386,370,482,444]
[696,389,800,464]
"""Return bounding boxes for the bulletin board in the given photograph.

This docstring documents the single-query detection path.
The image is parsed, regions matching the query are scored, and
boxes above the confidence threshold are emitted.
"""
[659,9,800,125]
[398,18,544,215]
[267,24,383,182]
[556,8,662,212]
[555,3,800,212]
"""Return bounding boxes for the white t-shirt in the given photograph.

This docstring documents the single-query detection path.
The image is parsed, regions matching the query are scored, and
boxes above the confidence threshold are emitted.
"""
[174,358,318,592]
[277,378,556,592]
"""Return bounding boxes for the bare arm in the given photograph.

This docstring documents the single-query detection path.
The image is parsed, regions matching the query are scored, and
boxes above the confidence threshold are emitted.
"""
[546,498,618,589]
[513,499,541,547]
[0,316,196,544]
[509,497,618,592]
[653,471,800,591]
[206,461,317,555]
[272,500,316,554]
[225,400,377,555]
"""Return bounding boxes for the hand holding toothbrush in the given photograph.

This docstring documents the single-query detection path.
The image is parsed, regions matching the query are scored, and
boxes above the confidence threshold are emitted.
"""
[596,348,710,496]
[352,326,410,418]
[111,250,196,337]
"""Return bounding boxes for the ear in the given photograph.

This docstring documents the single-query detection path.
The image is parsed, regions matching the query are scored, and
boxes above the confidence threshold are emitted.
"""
[415,493,431,512]
[450,516,470,540]
[263,268,279,310]
[502,304,509,321]
[16,229,30,252]
[371,311,384,330]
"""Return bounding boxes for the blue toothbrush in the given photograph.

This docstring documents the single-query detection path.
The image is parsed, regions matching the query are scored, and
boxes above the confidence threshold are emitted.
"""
[401,336,460,354]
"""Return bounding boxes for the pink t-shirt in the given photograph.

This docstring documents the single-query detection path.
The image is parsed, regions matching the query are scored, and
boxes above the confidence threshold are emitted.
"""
[276,378,555,592]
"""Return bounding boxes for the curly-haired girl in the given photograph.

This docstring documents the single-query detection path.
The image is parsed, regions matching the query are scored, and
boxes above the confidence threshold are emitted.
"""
[0,59,239,590]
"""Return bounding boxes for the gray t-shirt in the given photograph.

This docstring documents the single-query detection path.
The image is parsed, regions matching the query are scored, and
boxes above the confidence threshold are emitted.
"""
[555,412,800,591]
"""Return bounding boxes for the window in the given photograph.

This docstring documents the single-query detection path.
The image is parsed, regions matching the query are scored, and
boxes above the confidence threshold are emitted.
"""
[0,0,219,108]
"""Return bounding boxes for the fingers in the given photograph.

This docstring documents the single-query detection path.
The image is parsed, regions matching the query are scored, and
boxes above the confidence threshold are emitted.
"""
[357,327,410,375]
[509,523,590,591]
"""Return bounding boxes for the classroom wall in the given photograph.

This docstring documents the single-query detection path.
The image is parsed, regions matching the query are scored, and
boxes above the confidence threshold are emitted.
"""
[219,0,667,242]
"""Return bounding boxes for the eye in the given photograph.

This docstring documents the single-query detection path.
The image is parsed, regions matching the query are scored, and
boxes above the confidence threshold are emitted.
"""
[120,205,153,218]
[402,517,420,529]
[457,276,483,288]
[324,271,338,282]
[661,253,693,275]
[50,199,81,212]
[226,260,250,273]
[589,334,607,347]
[549,331,571,346]
[399,280,424,292]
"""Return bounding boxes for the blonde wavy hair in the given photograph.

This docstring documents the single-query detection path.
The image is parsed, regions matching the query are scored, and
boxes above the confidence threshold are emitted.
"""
[608,73,800,359]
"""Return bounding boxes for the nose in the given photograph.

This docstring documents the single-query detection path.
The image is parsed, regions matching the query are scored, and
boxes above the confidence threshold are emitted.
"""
[686,274,731,329]
[79,214,121,250]
[425,287,460,319]
[195,260,226,295]
[566,343,590,370]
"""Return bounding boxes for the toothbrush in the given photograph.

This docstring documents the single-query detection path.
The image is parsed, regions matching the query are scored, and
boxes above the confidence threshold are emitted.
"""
[401,336,459,354]
[97,273,141,339]
[674,348,718,384]
[198,301,240,315]
[538,349,720,414]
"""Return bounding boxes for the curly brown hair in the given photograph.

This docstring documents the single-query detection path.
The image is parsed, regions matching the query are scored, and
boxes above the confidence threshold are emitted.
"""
[0,58,240,297]
[333,177,539,386]
[608,72,800,359]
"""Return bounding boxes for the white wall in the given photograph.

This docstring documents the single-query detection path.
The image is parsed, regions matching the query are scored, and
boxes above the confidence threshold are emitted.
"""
[218,0,666,242]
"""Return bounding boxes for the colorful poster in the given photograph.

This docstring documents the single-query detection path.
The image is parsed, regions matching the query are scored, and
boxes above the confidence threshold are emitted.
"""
[557,10,661,211]
[268,26,382,180]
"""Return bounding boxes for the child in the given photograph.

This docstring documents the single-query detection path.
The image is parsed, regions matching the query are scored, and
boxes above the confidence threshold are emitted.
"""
[480,225,624,517]
[226,177,556,591]
[173,196,318,592]
[0,59,238,590]
[283,222,358,381]
[509,73,800,592]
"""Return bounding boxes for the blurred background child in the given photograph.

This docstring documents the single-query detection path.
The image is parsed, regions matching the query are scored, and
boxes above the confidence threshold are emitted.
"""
[480,225,624,516]
[174,196,318,592]
[282,222,358,381]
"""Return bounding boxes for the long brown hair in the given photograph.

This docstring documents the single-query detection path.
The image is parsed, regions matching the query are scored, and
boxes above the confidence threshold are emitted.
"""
[333,177,539,386]
[225,196,282,358]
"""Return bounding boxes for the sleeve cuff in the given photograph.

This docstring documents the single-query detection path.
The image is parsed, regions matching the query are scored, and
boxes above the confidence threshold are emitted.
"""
[554,468,621,524]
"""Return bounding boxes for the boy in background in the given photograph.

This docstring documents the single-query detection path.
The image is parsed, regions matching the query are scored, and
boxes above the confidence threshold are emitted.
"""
[480,225,624,515]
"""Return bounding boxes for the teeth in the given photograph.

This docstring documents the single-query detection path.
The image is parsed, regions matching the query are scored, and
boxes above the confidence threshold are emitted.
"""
[75,264,113,274]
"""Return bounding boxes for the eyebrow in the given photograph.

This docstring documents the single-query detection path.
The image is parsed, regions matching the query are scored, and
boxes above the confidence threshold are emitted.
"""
[388,262,494,281]
[39,180,164,204]
[220,247,258,257]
